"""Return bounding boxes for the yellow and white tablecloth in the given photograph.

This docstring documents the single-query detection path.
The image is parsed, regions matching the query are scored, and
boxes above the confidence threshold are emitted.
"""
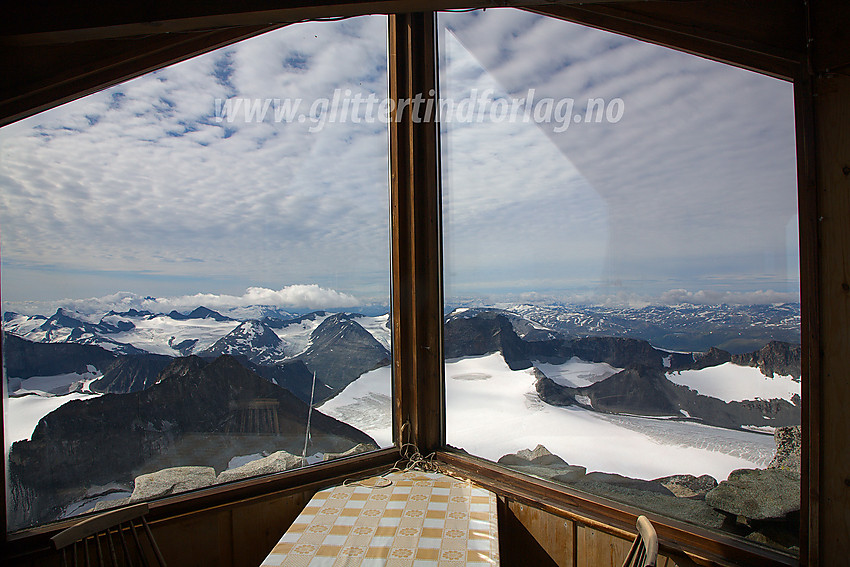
[260,470,499,566]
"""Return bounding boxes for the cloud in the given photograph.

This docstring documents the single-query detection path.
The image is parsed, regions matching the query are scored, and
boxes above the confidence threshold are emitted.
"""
[657,288,799,306]
[4,285,361,316]
[0,16,390,305]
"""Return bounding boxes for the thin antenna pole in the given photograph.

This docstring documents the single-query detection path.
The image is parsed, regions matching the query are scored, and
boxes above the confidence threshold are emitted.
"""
[302,371,317,467]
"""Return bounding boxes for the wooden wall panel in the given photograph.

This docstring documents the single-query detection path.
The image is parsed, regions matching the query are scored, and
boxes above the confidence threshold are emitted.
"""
[812,72,850,567]
[500,498,573,567]
[151,508,233,567]
[577,525,632,567]
[230,492,308,567]
[811,2,850,565]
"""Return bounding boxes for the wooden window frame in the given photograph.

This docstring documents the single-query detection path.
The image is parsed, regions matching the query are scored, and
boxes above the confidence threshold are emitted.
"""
[0,3,821,566]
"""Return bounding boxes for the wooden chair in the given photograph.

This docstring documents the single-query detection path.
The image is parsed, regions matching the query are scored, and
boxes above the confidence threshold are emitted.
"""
[51,503,167,567]
[622,515,658,567]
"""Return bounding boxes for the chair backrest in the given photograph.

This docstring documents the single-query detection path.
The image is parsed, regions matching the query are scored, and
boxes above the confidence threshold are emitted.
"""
[51,503,167,567]
[622,515,658,567]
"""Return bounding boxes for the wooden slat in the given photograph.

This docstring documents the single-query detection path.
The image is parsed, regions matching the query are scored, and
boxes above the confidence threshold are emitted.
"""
[794,70,820,567]
[389,12,445,453]
[50,504,150,551]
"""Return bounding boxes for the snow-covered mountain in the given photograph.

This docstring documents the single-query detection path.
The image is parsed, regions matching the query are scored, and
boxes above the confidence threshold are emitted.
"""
[3,307,391,363]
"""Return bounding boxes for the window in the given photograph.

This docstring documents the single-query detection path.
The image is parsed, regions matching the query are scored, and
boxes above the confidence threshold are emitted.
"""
[439,9,800,556]
[1,16,392,532]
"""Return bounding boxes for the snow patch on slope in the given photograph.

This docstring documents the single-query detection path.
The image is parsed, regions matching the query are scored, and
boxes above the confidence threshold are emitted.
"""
[667,362,800,403]
[534,357,621,388]
[318,365,392,448]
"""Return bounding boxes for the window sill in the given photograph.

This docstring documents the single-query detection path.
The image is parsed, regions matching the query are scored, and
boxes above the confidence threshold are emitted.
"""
[436,450,798,567]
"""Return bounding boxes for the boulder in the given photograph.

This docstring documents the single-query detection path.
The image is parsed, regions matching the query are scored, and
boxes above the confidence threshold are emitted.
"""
[499,445,567,466]
[130,466,216,503]
[322,443,377,462]
[654,474,718,498]
[217,451,302,484]
[497,445,584,482]
[576,473,675,496]
[768,425,801,477]
[516,444,554,461]
[92,497,130,512]
[705,468,800,520]
[570,478,726,529]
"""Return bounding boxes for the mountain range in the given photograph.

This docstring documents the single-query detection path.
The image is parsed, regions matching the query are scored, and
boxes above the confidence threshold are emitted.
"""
[3,301,801,530]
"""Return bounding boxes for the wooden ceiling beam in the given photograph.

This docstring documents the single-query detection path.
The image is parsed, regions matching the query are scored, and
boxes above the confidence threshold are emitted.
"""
[528,0,806,80]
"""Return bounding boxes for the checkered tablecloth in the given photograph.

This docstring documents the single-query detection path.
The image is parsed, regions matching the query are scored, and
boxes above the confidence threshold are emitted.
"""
[260,470,499,566]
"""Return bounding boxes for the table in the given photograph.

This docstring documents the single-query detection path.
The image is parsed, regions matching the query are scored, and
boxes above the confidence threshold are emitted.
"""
[260,470,500,566]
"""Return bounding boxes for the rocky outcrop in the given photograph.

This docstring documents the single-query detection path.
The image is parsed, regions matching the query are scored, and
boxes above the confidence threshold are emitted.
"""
[216,451,302,484]
[536,366,801,431]
[767,425,801,476]
[246,359,333,404]
[732,341,801,379]
[130,466,216,502]
[322,443,377,462]
[7,355,376,528]
[654,474,718,498]
[496,446,724,529]
[91,353,173,393]
[497,445,586,483]
[572,475,727,529]
[705,468,800,520]
[691,347,732,370]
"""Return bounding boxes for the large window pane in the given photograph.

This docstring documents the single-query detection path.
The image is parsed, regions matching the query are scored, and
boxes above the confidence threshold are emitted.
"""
[2,16,392,532]
[440,9,800,555]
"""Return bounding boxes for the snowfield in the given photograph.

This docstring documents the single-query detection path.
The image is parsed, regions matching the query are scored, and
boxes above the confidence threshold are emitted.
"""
[271,314,330,357]
[5,391,101,452]
[667,362,800,403]
[109,315,239,355]
[320,352,778,482]
[354,314,391,351]
[318,365,393,448]
[533,357,622,388]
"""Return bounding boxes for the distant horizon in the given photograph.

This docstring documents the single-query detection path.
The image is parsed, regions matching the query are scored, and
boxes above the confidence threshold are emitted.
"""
[1,285,801,318]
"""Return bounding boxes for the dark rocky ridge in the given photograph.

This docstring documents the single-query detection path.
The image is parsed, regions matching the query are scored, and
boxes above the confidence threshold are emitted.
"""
[2,332,117,379]
[536,367,800,430]
[91,353,174,393]
[732,341,802,380]
[166,306,232,321]
[8,355,374,528]
[295,314,390,392]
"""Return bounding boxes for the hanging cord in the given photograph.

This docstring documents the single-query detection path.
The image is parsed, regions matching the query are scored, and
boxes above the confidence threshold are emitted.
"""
[301,371,317,467]
[342,422,442,488]
[394,422,440,473]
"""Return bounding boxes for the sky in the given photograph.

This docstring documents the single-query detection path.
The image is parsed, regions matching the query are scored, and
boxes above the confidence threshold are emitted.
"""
[0,16,391,315]
[439,10,799,307]
[0,9,800,316]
